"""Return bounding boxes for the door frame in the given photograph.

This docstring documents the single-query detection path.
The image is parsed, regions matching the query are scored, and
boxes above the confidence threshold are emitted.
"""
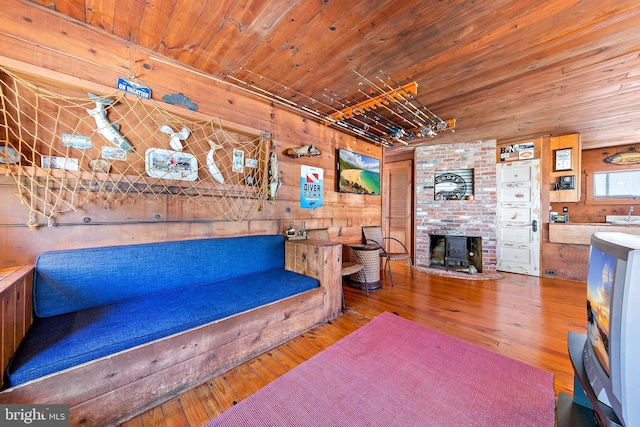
[496,159,541,276]
[382,159,413,258]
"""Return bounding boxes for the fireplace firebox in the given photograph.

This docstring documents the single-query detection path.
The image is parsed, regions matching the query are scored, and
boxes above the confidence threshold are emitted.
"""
[429,235,482,273]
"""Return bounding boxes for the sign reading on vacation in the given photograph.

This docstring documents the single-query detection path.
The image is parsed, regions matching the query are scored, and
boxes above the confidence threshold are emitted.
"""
[117,78,151,99]
[300,165,323,209]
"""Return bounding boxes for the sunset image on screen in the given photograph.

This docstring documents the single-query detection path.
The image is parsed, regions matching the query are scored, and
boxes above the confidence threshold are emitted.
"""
[586,248,614,375]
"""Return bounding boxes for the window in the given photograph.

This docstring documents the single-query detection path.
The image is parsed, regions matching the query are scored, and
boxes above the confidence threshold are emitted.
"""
[593,170,640,199]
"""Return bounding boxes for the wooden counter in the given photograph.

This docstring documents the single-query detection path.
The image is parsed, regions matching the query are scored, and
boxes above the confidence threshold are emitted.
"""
[549,223,640,245]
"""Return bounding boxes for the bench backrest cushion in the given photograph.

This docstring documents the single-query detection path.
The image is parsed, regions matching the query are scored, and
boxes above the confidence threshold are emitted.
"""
[34,235,286,317]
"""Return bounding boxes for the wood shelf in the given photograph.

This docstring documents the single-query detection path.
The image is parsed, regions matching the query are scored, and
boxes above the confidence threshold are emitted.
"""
[1,165,263,199]
[549,134,581,202]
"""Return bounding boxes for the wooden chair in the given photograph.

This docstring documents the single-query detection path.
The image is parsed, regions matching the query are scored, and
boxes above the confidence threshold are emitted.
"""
[306,228,369,304]
[361,225,413,286]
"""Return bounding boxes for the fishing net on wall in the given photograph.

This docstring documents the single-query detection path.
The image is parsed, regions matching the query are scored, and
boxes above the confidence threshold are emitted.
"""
[0,67,273,227]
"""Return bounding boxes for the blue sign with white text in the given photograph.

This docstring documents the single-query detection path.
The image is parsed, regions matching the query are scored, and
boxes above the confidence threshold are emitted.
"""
[117,78,151,99]
[300,165,323,209]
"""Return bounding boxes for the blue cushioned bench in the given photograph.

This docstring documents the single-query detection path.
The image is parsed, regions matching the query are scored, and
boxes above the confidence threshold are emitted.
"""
[1,235,343,427]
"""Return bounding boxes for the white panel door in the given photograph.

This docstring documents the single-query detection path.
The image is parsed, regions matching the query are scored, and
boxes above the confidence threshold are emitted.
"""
[496,160,541,275]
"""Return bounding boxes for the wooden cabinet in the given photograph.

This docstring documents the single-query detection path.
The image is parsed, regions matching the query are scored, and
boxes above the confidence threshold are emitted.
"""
[0,265,34,387]
[549,134,581,202]
[549,223,640,245]
[285,239,343,319]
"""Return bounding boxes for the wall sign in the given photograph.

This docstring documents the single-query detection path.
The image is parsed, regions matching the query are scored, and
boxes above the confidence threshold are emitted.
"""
[117,78,151,99]
[434,169,474,200]
[300,165,323,209]
[500,141,534,162]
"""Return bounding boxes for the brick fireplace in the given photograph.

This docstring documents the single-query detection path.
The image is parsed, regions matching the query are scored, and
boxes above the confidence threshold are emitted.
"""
[415,140,497,275]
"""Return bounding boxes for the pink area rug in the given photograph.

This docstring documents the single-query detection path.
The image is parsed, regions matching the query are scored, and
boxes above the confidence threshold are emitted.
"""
[204,312,555,426]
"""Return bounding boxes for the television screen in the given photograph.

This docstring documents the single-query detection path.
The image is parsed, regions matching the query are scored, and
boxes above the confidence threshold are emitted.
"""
[586,246,615,376]
[582,232,640,427]
[337,149,380,195]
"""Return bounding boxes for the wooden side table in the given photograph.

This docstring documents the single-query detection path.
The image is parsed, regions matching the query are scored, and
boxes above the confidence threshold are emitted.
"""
[0,265,34,387]
[348,244,382,290]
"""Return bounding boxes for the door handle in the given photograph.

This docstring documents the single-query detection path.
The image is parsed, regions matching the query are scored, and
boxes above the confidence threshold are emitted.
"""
[532,219,538,232]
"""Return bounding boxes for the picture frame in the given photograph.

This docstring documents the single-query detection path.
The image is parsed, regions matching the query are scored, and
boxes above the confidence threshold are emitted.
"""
[144,148,198,181]
[0,145,19,164]
[41,155,79,171]
[554,148,573,171]
[232,149,244,173]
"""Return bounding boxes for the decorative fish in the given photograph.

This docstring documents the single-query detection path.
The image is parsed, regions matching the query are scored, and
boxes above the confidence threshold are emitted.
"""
[86,93,134,152]
[604,146,640,165]
[206,140,225,184]
[268,140,280,203]
[161,93,198,111]
[159,125,191,151]
[285,142,322,158]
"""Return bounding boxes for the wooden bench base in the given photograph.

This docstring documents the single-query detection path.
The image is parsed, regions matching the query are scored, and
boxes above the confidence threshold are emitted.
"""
[0,240,342,427]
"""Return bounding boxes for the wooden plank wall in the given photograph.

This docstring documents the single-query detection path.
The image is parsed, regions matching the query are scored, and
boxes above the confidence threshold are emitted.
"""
[550,143,640,223]
[0,1,382,268]
[542,143,640,281]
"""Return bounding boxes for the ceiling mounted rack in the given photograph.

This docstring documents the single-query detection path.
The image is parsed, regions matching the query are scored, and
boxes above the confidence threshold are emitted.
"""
[226,68,455,147]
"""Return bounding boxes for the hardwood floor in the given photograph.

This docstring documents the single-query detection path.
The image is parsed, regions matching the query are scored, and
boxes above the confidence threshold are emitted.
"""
[120,264,586,427]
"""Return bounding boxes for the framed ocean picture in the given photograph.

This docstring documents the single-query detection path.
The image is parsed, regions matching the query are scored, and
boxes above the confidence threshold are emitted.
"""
[336,149,380,195]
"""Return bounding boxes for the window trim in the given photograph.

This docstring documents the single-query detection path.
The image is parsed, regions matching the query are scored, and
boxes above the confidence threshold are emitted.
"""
[586,168,640,204]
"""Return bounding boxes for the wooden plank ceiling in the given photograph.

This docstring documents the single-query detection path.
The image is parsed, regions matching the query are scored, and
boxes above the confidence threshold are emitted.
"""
[26,0,640,153]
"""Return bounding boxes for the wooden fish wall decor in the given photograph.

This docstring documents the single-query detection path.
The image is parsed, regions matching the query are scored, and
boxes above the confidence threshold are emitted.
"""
[604,146,640,165]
